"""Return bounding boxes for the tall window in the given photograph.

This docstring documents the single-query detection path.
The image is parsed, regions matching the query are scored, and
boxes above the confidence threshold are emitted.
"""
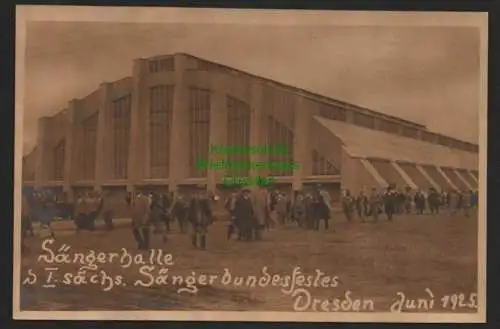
[266,116,294,177]
[111,94,131,179]
[149,85,174,178]
[311,150,339,175]
[353,112,375,129]
[81,112,98,180]
[318,102,347,121]
[189,88,211,177]
[53,139,65,181]
[226,96,251,177]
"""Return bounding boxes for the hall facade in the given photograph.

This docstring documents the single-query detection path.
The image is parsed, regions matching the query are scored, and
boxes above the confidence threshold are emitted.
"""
[22,53,479,204]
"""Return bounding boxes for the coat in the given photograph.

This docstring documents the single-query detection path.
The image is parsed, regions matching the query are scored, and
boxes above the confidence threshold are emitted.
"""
[234,196,256,230]
[252,190,268,226]
[187,198,212,227]
[131,195,152,228]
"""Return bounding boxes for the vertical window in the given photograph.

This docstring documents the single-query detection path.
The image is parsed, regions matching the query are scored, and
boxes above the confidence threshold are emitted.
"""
[81,112,98,180]
[226,96,251,177]
[149,85,174,178]
[188,88,211,177]
[53,139,65,180]
[111,94,131,179]
[266,115,294,177]
[311,150,339,175]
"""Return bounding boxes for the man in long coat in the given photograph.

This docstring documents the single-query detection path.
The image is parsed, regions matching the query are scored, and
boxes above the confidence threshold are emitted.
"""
[312,185,333,230]
[292,191,308,228]
[187,190,213,249]
[169,193,189,233]
[225,191,239,240]
[234,189,256,241]
[369,188,383,221]
[131,192,152,250]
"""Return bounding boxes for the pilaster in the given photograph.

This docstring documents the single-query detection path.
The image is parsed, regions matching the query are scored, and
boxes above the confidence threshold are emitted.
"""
[169,54,189,193]
[63,102,77,197]
[249,81,267,192]
[292,94,310,191]
[95,83,112,184]
[34,117,50,188]
[128,59,148,186]
[207,74,227,193]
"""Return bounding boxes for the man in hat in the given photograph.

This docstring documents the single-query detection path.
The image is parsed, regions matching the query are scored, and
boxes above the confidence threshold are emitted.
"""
[169,193,189,233]
[225,191,239,240]
[187,189,213,250]
[404,186,413,215]
[369,187,382,221]
[292,191,308,228]
[414,190,426,215]
[428,187,441,215]
[383,184,398,221]
[131,192,152,250]
[234,188,256,241]
[311,184,332,231]
[341,189,354,222]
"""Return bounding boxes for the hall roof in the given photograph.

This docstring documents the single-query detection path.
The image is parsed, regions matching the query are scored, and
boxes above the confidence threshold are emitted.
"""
[314,116,478,170]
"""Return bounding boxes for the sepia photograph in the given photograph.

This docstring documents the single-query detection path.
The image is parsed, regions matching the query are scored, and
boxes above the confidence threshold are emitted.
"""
[13,6,487,323]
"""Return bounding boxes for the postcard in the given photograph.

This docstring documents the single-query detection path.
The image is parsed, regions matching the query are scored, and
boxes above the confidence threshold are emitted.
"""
[14,6,487,323]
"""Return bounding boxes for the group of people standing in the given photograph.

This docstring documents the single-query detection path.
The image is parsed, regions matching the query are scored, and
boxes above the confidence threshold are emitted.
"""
[224,185,335,240]
[21,183,479,253]
[127,189,214,251]
[341,186,478,222]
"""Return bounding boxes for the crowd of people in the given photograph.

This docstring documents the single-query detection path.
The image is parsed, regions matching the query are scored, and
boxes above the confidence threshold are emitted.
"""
[20,183,478,252]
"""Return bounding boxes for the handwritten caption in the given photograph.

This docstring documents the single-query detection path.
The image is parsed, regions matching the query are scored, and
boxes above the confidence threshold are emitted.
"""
[22,239,478,312]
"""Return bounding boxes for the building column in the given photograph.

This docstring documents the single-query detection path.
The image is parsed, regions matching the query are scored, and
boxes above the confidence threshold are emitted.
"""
[128,59,148,187]
[249,81,266,193]
[34,117,50,188]
[292,94,310,191]
[207,74,227,193]
[62,102,77,200]
[95,83,112,186]
[169,54,189,193]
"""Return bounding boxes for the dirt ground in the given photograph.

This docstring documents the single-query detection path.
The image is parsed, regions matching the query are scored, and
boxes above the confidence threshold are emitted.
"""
[18,210,478,313]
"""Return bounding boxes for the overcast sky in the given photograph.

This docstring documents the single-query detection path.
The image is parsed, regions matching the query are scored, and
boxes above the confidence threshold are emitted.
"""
[22,21,481,154]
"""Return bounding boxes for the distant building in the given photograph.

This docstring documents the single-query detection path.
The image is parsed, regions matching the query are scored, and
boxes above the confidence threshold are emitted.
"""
[22,53,478,201]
